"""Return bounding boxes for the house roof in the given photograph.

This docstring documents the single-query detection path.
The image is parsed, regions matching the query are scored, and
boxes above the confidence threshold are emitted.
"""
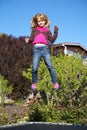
[53,42,87,52]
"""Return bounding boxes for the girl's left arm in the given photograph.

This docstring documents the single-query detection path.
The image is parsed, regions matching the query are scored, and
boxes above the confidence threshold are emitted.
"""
[48,26,59,43]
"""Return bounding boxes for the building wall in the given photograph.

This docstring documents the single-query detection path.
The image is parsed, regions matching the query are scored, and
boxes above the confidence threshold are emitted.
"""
[51,46,64,56]
[66,46,87,56]
[51,44,87,60]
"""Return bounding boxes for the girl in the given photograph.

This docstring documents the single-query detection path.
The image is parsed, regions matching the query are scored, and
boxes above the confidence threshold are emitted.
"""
[25,13,59,91]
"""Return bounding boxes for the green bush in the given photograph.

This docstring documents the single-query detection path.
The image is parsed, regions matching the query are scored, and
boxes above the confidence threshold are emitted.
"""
[23,55,87,124]
[61,106,87,124]
[0,75,13,106]
[0,113,8,125]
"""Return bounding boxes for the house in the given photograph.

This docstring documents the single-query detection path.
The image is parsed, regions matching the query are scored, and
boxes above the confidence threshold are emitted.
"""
[51,42,87,61]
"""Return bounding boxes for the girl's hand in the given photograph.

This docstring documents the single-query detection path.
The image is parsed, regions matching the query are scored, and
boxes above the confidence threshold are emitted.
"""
[25,37,29,43]
[54,26,59,30]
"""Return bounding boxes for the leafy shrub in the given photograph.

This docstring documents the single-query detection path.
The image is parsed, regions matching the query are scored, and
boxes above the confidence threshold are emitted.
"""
[0,34,32,100]
[0,75,13,106]
[0,113,8,125]
[23,55,87,124]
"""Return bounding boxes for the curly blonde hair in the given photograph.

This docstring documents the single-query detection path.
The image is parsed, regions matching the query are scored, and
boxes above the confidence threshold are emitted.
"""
[30,13,50,28]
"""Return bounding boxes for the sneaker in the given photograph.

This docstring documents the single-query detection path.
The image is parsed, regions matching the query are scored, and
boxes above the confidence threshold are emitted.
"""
[54,83,59,90]
[31,84,36,91]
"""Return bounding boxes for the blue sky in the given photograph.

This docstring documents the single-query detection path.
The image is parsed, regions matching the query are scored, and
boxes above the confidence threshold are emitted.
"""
[0,0,87,48]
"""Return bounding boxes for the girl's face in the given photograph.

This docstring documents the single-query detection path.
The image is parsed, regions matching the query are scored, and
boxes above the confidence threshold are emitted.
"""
[37,17,46,27]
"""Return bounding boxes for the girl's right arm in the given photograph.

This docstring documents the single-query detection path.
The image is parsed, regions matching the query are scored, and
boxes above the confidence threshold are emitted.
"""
[25,28,35,43]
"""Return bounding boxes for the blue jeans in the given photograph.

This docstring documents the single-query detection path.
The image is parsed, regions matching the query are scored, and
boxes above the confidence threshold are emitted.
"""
[32,45,58,84]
